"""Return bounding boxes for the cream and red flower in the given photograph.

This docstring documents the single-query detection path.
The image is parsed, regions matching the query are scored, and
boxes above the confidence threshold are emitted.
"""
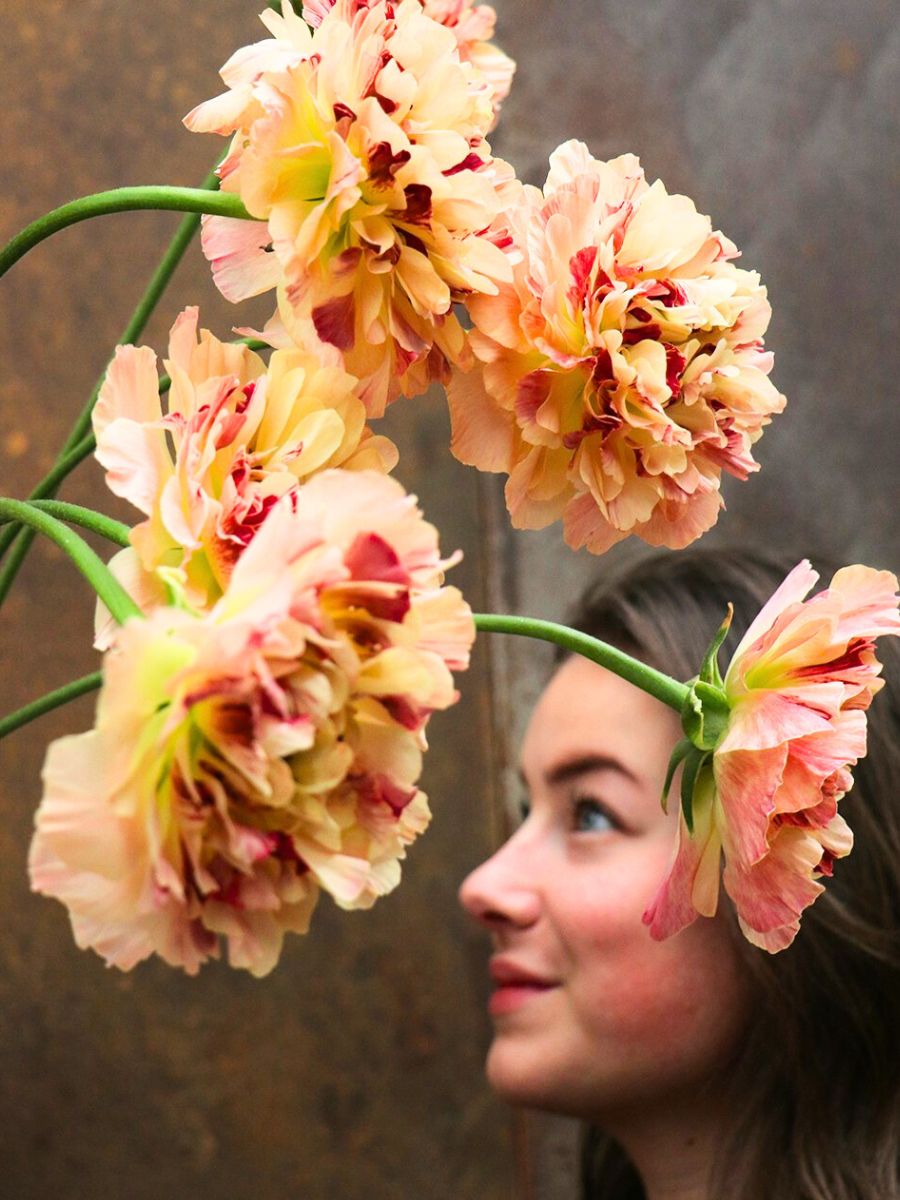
[302,0,515,118]
[184,0,513,416]
[448,140,785,553]
[92,306,396,620]
[644,561,900,952]
[30,472,475,976]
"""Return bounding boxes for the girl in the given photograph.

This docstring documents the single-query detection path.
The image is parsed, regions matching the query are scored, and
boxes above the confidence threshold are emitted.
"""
[460,548,900,1200]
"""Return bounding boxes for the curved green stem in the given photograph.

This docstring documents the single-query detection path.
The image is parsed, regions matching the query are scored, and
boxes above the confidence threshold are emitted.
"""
[0,672,102,742]
[0,161,227,600]
[8,501,132,548]
[30,434,97,500]
[0,435,96,572]
[473,613,690,713]
[60,162,226,454]
[0,187,256,281]
[0,532,33,607]
[0,499,140,625]
[0,433,98,594]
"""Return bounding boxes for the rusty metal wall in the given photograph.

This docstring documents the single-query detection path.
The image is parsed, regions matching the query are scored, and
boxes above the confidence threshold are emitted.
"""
[0,4,513,1198]
[2,1,898,1198]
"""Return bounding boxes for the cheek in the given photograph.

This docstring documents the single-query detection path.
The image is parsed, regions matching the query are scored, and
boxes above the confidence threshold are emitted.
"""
[565,873,748,1063]
[596,943,719,1050]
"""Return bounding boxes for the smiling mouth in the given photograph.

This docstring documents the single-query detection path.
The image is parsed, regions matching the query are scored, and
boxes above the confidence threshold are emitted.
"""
[488,981,559,1016]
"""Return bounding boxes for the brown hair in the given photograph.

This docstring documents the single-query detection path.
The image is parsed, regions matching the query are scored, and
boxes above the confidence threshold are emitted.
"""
[565,547,900,1200]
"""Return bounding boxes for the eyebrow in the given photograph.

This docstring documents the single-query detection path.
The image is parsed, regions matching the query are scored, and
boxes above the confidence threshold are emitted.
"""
[519,753,641,791]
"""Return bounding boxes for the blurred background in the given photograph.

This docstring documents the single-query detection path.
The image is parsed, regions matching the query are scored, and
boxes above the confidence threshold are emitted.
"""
[0,1,897,1196]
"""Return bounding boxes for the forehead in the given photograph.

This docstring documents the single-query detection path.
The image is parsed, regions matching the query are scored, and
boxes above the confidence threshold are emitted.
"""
[520,656,682,788]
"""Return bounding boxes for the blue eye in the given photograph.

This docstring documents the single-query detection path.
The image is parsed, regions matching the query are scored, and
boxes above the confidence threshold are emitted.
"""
[572,796,616,833]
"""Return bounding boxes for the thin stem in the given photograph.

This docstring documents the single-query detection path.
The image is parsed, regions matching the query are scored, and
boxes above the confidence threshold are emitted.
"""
[0,161,227,597]
[0,186,255,282]
[473,613,690,713]
[0,531,34,608]
[0,672,102,742]
[0,499,141,625]
[10,502,132,548]
[0,433,97,557]
[60,161,226,455]
[29,434,97,500]
[0,435,98,589]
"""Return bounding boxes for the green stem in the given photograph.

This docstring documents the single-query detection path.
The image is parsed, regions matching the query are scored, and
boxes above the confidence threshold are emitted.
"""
[0,187,256,282]
[0,162,228,598]
[28,434,97,500]
[60,163,226,455]
[0,533,33,608]
[472,613,690,713]
[0,499,141,625]
[0,435,97,592]
[5,501,132,548]
[0,672,102,742]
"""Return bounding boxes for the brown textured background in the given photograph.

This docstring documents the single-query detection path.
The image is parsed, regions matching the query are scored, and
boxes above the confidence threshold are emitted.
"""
[0,3,512,1197]
[1,1,898,1197]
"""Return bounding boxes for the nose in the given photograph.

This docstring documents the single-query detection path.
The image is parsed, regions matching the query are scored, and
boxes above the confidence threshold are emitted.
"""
[458,830,542,932]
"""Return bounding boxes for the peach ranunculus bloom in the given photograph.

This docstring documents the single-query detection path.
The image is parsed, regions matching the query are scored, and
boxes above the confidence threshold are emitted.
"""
[183,0,514,417]
[30,472,475,976]
[92,306,397,623]
[448,141,786,553]
[302,0,515,118]
[644,560,900,953]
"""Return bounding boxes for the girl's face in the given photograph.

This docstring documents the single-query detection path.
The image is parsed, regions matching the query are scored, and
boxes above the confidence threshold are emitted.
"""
[459,656,750,1122]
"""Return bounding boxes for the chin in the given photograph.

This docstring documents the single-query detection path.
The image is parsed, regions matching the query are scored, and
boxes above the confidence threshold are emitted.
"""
[484,1037,588,1116]
[485,1038,547,1106]
[485,1035,663,1121]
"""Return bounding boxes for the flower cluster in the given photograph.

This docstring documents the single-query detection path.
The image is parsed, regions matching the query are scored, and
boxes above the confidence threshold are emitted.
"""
[92,306,396,626]
[31,474,475,975]
[448,141,785,552]
[185,0,513,415]
[644,561,900,951]
[17,0,892,975]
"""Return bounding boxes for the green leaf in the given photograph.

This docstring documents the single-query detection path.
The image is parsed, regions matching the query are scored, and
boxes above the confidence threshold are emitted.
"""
[661,738,693,813]
[680,749,709,835]
[699,603,733,688]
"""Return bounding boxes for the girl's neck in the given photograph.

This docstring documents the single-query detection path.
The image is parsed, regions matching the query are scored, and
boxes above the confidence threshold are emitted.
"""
[592,1088,726,1200]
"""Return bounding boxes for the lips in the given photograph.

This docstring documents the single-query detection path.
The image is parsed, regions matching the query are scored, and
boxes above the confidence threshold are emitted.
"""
[488,957,559,1016]
[489,958,557,988]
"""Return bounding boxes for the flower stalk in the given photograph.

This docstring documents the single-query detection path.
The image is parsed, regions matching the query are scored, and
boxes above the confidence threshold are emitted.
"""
[472,613,690,712]
[11,501,132,548]
[0,499,140,625]
[0,434,96,571]
[0,673,102,742]
[0,187,256,281]
[0,159,228,598]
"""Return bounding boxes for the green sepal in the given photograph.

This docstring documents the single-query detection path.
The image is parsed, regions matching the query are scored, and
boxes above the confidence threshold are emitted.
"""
[681,679,731,751]
[679,748,710,835]
[661,738,693,813]
[699,603,733,688]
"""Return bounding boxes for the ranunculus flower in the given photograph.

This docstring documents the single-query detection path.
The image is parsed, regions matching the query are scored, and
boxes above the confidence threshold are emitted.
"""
[29,472,475,976]
[184,0,513,416]
[303,0,515,118]
[644,561,900,952]
[92,306,397,622]
[448,141,786,553]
